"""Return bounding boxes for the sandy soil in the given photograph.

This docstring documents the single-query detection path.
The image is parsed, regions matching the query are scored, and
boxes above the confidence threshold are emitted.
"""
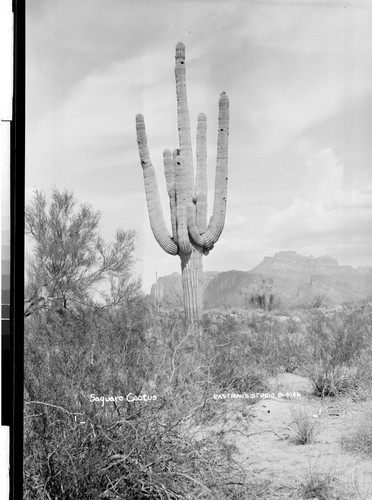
[207,373,372,498]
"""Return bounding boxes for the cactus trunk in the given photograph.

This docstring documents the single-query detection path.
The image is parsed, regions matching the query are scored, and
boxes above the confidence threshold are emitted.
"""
[135,43,229,325]
[180,246,203,324]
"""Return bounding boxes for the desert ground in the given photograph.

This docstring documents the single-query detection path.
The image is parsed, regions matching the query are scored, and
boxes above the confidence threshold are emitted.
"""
[196,371,372,499]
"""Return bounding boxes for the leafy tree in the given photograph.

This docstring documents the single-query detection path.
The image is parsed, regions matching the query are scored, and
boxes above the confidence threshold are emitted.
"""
[25,189,141,315]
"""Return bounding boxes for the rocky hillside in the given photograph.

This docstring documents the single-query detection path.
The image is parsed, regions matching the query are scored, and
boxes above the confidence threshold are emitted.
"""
[150,251,372,309]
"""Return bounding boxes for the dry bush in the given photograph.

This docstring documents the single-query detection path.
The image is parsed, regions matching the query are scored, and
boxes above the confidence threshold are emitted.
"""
[24,396,249,500]
[342,405,372,457]
[299,470,337,499]
[311,364,371,398]
[239,313,308,375]
[24,308,260,499]
[200,312,270,393]
[304,306,372,398]
[24,300,151,407]
[274,318,308,374]
[289,406,319,445]
[294,466,372,500]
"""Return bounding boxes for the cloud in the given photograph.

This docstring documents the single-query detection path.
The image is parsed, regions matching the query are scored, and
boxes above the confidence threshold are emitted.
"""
[302,149,343,201]
[262,148,372,251]
[222,4,372,158]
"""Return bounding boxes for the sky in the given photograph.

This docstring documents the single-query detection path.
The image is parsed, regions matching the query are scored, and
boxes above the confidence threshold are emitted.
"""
[26,0,372,292]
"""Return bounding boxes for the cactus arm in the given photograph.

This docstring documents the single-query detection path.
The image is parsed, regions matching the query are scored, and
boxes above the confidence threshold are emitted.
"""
[136,114,178,255]
[174,153,192,254]
[163,149,178,243]
[201,92,229,248]
[175,42,194,203]
[195,113,208,233]
[175,43,205,248]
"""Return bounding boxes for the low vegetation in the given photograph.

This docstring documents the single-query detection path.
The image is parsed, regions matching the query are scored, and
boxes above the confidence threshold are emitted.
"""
[25,301,372,498]
[289,406,319,445]
[305,307,372,398]
[341,406,372,457]
[295,465,372,500]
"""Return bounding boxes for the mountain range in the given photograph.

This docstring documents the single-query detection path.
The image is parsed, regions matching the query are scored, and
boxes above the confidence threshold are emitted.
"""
[150,251,372,309]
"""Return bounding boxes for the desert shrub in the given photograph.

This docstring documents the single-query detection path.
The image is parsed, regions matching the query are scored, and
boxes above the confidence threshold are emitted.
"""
[311,364,371,398]
[296,466,372,500]
[306,307,370,368]
[341,406,372,457]
[24,306,255,499]
[289,406,319,445]
[144,311,270,397]
[305,306,371,397]
[242,313,281,372]
[273,317,308,373]
[24,395,248,500]
[299,470,338,499]
[278,332,306,373]
[24,297,160,498]
[241,313,308,375]
[25,189,141,316]
[24,297,151,406]
[200,313,269,393]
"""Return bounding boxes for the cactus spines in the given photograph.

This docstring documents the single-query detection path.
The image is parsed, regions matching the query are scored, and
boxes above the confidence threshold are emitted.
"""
[136,43,229,324]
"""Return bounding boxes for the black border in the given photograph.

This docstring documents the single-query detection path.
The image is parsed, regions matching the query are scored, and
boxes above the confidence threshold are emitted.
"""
[9,0,25,497]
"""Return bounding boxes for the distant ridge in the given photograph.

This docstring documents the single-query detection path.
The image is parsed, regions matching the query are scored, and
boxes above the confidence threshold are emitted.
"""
[150,251,372,308]
[252,251,357,274]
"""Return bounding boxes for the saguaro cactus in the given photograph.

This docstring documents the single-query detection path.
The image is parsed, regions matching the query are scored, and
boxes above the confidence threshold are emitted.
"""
[136,42,229,324]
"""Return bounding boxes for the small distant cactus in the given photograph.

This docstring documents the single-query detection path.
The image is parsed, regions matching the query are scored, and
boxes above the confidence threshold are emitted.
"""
[136,42,229,324]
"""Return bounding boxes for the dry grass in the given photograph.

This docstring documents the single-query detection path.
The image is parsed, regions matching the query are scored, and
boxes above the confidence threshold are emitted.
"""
[342,405,372,457]
[299,470,337,499]
[293,460,372,500]
[311,365,360,398]
[289,406,319,445]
